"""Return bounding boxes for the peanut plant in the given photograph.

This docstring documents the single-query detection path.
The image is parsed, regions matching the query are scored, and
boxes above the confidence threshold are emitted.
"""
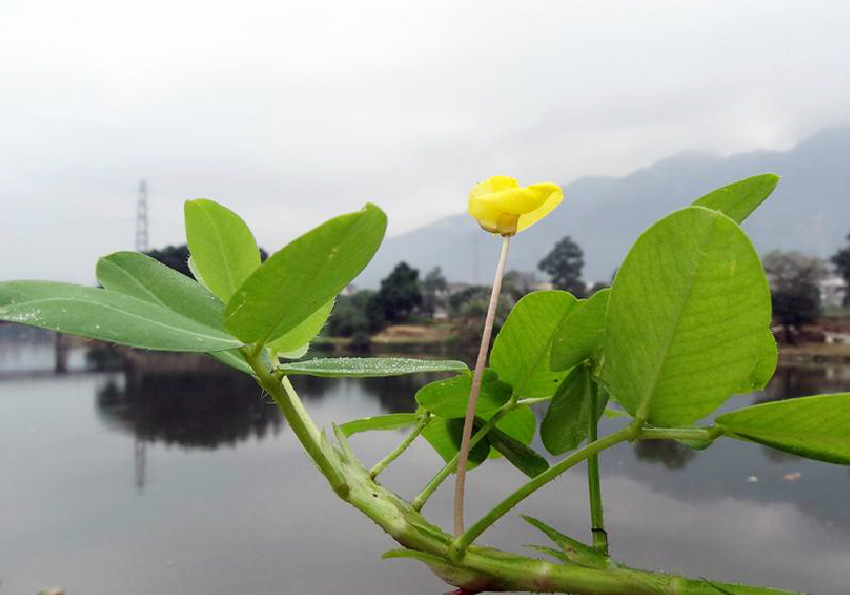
[1,174,848,595]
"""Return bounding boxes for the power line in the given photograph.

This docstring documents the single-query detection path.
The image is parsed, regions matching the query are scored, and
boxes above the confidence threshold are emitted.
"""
[135,180,149,252]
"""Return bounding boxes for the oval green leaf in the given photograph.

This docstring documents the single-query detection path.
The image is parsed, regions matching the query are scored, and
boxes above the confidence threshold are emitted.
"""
[716,393,850,465]
[184,199,261,301]
[550,289,610,372]
[96,251,224,329]
[490,291,577,399]
[224,204,387,344]
[267,299,335,357]
[602,207,772,426]
[422,417,490,470]
[280,357,467,378]
[415,371,511,418]
[692,173,780,224]
[340,413,421,437]
[0,281,242,352]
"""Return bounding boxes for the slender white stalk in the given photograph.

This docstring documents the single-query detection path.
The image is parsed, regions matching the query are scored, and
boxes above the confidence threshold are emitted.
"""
[453,234,511,535]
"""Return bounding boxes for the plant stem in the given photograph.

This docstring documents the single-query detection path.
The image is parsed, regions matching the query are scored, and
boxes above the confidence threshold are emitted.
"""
[638,427,720,441]
[370,413,432,479]
[244,348,348,496]
[586,379,608,555]
[450,426,637,561]
[453,234,511,535]
[412,401,515,512]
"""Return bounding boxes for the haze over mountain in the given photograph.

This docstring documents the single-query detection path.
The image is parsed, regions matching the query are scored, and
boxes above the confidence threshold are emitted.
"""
[358,127,850,288]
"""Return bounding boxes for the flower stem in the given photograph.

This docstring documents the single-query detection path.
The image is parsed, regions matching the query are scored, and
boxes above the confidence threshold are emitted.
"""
[453,234,511,535]
[370,413,432,479]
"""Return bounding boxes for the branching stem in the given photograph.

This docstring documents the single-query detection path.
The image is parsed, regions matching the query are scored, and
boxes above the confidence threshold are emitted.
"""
[453,234,511,535]
[370,413,432,479]
[413,400,515,511]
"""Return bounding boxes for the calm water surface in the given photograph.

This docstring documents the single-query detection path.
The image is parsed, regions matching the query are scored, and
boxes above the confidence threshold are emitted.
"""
[1,345,849,595]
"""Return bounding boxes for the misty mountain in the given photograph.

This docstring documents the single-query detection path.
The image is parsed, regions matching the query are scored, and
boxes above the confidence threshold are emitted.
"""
[358,127,850,287]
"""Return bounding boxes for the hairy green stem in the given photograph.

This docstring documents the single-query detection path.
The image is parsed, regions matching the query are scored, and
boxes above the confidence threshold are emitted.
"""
[413,401,516,511]
[587,379,608,555]
[639,427,721,441]
[370,413,432,479]
[245,348,349,496]
[450,426,637,561]
[454,234,511,535]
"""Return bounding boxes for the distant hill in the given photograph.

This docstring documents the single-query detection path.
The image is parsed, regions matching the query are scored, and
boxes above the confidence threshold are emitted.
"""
[356,127,850,288]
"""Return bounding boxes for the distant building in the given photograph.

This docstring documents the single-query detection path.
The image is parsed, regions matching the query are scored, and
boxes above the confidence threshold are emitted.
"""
[819,276,848,308]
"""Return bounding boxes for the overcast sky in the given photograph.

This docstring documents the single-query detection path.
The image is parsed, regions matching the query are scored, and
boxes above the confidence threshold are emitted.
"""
[2,0,849,283]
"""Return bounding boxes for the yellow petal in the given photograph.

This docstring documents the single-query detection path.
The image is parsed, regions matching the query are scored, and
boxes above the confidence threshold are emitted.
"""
[517,183,563,232]
[469,175,518,199]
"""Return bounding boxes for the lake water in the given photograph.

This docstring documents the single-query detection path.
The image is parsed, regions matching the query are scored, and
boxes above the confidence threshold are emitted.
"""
[1,345,849,595]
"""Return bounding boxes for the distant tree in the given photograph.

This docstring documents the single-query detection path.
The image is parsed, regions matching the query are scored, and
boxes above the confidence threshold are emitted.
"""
[538,236,585,297]
[762,251,826,343]
[378,262,423,322]
[422,267,448,317]
[144,244,268,279]
[588,280,610,295]
[145,245,192,277]
[327,290,385,337]
[831,232,850,306]
[502,270,540,300]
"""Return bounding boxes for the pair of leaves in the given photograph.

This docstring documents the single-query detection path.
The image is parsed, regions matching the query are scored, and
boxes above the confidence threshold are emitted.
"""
[415,371,547,477]
[0,278,241,352]
[185,199,386,351]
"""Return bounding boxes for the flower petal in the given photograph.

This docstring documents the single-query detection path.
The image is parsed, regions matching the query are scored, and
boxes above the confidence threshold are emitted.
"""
[469,175,518,199]
[517,183,563,232]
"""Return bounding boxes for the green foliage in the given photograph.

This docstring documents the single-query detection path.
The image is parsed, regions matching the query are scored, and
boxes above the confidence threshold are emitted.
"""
[716,394,850,464]
[541,366,606,455]
[0,281,241,352]
[603,207,772,426]
[96,251,224,329]
[340,413,421,437]
[549,289,609,372]
[6,174,848,595]
[224,204,387,344]
[267,299,334,357]
[691,173,779,223]
[184,199,262,301]
[422,417,490,469]
[538,235,585,297]
[279,357,467,377]
[490,291,577,399]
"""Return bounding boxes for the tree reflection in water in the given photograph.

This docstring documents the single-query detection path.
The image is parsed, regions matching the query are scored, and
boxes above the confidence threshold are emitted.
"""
[96,369,284,449]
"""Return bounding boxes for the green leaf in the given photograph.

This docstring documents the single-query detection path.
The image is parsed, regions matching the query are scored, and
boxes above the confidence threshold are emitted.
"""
[715,393,850,465]
[484,424,548,477]
[340,413,421,437]
[496,405,536,445]
[280,357,467,378]
[267,299,334,357]
[421,417,489,470]
[491,291,577,398]
[208,349,255,376]
[184,199,261,301]
[692,173,780,224]
[415,371,511,418]
[96,251,224,330]
[736,328,777,393]
[223,204,387,344]
[540,366,607,455]
[550,289,610,372]
[0,281,242,352]
[602,207,771,426]
[521,515,608,568]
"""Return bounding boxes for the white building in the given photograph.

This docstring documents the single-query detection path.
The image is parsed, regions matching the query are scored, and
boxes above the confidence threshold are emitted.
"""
[819,276,848,308]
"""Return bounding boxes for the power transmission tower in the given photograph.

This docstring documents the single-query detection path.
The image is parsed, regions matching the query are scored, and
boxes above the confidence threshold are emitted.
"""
[135,180,149,252]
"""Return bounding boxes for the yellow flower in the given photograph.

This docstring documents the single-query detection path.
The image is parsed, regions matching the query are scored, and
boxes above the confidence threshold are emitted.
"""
[468,175,563,236]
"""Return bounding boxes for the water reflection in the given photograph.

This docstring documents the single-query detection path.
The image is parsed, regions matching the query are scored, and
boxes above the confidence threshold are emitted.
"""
[95,369,285,449]
[632,439,695,470]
